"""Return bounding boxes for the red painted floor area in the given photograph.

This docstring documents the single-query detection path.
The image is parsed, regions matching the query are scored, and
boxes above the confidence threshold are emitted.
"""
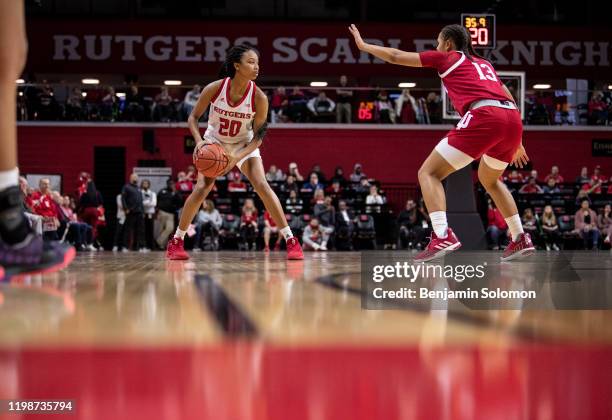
[2,344,612,420]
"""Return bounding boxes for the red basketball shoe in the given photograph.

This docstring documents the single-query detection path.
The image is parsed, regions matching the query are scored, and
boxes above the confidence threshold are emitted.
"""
[286,237,304,260]
[501,233,535,262]
[414,228,462,262]
[166,237,189,260]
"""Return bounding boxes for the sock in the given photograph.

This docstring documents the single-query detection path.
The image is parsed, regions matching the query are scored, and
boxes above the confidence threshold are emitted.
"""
[505,214,524,242]
[174,228,187,240]
[0,185,30,245]
[429,211,448,238]
[0,168,19,191]
[280,226,293,240]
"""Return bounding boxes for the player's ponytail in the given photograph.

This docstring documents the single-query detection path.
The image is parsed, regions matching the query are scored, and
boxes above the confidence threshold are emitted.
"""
[218,44,260,79]
[440,24,483,62]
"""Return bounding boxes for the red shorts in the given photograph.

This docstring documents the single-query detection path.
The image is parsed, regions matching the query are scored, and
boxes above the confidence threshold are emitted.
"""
[435,106,523,170]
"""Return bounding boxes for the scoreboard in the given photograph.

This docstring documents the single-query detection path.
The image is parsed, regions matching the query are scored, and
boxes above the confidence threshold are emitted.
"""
[461,13,496,49]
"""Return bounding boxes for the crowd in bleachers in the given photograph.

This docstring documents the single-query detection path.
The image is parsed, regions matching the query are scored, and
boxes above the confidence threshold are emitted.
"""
[16,77,446,125]
[483,165,611,250]
[18,162,610,253]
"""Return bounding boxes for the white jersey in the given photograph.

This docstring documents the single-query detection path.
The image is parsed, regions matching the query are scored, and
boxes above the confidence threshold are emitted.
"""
[204,77,257,156]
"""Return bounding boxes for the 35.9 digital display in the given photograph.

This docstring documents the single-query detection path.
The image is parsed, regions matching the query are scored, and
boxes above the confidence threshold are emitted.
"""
[461,13,496,49]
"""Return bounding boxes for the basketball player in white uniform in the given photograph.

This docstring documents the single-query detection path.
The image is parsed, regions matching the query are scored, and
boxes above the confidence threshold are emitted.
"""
[166,44,304,260]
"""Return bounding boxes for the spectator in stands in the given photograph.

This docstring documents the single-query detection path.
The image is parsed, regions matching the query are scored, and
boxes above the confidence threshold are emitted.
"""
[575,166,590,185]
[375,90,395,123]
[288,162,304,182]
[311,164,327,184]
[288,86,308,122]
[541,205,562,251]
[156,179,182,249]
[543,178,561,194]
[121,173,146,252]
[397,199,427,250]
[598,204,612,245]
[194,199,222,251]
[395,89,418,124]
[366,185,385,205]
[153,86,174,122]
[176,171,194,195]
[505,169,524,184]
[112,193,126,252]
[591,165,606,184]
[30,178,60,240]
[314,196,336,233]
[239,199,258,251]
[331,166,347,187]
[124,85,145,122]
[302,218,329,251]
[350,163,366,183]
[574,199,600,249]
[588,91,608,125]
[575,189,592,206]
[182,84,201,120]
[530,169,539,182]
[426,92,442,124]
[285,190,303,215]
[228,170,248,193]
[544,166,564,184]
[186,165,198,183]
[326,180,342,203]
[270,86,289,123]
[336,75,353,124]
[486,199,508,250]
[312,188,325,206]
[281,174,299,194]
[265,164,285,182]
[355,177,371,193]
[35,84,60,120]
[19,177,43,235]
[263,210,280,252]
[522,208,540,247]
[141,180,157,251]
[519,177,544,194]
[60,196,94,251]
[307,91,335,122]
[301,173,324,193]
[101,87,119,121]
[65,87,85,120]
[78,179,104,245]
[335,200,355,250]
[581,178,603,195]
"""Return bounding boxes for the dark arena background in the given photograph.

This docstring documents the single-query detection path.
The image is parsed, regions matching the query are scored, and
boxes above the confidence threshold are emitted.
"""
[2,0,612,419]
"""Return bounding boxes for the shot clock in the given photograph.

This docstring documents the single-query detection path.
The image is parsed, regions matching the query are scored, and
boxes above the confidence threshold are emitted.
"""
[461,13,496,49]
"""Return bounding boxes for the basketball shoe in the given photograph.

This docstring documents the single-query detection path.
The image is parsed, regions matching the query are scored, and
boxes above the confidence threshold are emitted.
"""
[0,234,76,280]
[501,233,535,262]
[166,237,189,260]
[414,228,462,262]
[286,237,304,260]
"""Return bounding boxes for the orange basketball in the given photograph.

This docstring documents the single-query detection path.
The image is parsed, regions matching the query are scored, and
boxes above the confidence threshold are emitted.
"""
[193,143,229,178]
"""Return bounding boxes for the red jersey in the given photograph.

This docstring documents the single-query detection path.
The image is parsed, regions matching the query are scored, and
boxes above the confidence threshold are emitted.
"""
[30,191,58,218]
[241,211,258,225]
[419,50,510,116]
[264,211,276,228]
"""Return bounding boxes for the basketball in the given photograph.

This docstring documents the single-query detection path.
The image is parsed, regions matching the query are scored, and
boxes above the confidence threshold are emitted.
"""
[193,143,229,178]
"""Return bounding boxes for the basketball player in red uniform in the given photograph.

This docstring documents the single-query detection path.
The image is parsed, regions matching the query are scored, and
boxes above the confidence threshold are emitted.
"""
[166,44,304,260]
[0,1,75,280]
[349,24,534,261]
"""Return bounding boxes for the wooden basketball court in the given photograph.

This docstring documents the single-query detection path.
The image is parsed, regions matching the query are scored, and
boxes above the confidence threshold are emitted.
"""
[1,251,611,419]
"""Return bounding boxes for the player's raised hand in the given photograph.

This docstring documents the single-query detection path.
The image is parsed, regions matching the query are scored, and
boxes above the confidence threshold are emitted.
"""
[348,24,366,50]
[511,143,529,168]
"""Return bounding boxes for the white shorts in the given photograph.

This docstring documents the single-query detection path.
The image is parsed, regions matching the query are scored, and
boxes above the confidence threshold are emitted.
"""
[236,148,262,171]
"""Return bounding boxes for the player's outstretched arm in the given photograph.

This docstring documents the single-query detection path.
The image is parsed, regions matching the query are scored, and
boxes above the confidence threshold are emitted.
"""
[348,24,422,67]
[187,79,224,144]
